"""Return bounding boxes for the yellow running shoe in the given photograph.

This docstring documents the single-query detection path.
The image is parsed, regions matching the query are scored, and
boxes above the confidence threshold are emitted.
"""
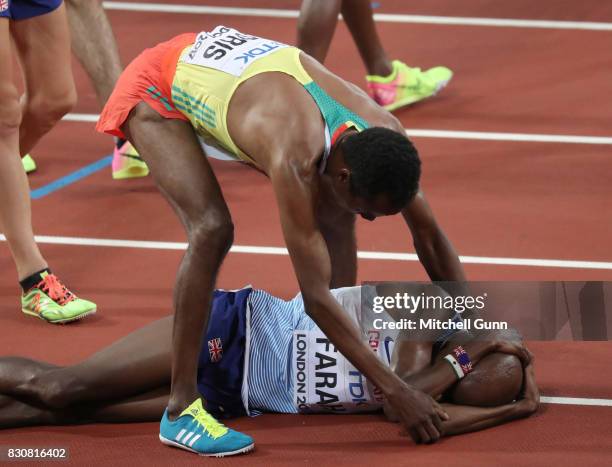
[366,60,453,111]
[22,154,37,174]
[112,141,149,180]
[21,272,97,324]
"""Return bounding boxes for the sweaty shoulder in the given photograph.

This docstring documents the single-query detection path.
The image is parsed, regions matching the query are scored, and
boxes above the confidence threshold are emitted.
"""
[228,69,327,174]
[299,53,404,133]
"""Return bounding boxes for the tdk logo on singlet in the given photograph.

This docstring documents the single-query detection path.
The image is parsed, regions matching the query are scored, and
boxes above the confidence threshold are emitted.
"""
[233,41,284,65]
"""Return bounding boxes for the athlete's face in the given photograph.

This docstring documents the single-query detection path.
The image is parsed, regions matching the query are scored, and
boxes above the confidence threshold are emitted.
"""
[330,172,399,221]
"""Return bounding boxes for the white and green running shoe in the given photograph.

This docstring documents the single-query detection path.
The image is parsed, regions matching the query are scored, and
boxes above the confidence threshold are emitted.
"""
[21,272,97,324]
[366,60,453,111]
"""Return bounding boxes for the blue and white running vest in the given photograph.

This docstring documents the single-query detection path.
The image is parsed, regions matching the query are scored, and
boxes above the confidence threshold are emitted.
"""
[246,286,398,415]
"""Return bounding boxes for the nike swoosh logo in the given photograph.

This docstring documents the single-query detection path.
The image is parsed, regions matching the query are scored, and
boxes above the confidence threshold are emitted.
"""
[119,153,143,161]
[384,337,394,364]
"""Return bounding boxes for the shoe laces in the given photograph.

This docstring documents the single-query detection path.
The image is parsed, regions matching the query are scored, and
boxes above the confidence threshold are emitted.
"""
[191,408,229,439]
[36,274,76,306]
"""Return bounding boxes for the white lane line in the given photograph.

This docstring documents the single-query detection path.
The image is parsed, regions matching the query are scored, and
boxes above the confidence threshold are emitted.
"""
[405,129,612,145]
[541,396,612,407]
[2,234,611,271]
[61,113,612,145]
[63,113,99,123]
[102,2,612,31]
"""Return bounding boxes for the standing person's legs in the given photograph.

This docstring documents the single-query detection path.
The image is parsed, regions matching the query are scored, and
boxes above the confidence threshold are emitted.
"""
[123,103,232,417]
[2,4,96,322]
[297,0,391,76]
[0,18,47,280]
[10,2,76,157]
[64,0,147,179]
[64,0,122,107]
[340,0,392,76]
[297,0,453,111]
[296,0,342,62]
[122,103,253,455]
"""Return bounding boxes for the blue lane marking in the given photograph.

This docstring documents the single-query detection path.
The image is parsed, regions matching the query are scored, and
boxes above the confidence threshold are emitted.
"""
[30,155,113,200]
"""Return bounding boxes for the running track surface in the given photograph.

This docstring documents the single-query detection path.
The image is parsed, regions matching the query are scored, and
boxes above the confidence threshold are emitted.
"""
[1,1,611,465]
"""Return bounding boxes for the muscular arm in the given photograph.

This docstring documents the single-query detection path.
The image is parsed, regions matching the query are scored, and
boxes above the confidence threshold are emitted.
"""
[402,191,466,283]
[402,191,472,311]
[270,157,446,443]
[392,339,494,400]
[317,205,357,288]
[270,159,403,392]
[439,402,532,436]
[439,362,539,436]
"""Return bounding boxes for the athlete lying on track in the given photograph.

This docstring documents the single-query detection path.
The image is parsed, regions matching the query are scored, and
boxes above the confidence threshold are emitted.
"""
[0,283,539,451]
[96,25,466,455]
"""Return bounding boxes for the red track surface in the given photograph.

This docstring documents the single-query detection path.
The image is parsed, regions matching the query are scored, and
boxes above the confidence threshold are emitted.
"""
[1,1,611,465]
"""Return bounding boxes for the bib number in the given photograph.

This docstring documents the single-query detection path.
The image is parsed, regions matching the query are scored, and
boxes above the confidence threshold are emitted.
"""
[293,330,380,414]
[182,26,288,76]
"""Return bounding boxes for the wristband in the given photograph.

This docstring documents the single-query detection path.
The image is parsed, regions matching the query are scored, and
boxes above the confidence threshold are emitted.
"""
[452,345,474,375]
[443,354,465,379]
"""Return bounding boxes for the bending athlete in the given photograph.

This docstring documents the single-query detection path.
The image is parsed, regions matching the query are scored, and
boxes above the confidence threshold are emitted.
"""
[0,283,538,451]
[96,26,468,455]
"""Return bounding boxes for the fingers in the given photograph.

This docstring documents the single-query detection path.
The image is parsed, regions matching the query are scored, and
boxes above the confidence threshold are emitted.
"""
[433,402,449,422]
[526,349,535,363]
[406,416,443,445]
[423,419,441,443]
[415,425,430,444]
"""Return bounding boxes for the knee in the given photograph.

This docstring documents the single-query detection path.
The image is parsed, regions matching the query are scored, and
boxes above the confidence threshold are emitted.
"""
[189,211,234,255]
[28,369,83,409]
[24,86,77,129]
[0,85,22,136]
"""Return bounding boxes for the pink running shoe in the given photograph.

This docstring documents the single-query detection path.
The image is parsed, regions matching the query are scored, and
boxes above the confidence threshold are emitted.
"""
[112,141,149,180]
[366,60,453,111]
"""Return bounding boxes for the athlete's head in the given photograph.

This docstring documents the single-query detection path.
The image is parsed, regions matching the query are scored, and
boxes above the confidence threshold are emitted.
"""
[331,127,421,221]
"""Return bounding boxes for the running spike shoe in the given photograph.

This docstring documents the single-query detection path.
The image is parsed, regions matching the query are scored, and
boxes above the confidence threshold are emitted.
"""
[366,60,453,111]
[21,272,97,324]
[112,140,149,180]
[159,399,254,457]
[22,154,37,174]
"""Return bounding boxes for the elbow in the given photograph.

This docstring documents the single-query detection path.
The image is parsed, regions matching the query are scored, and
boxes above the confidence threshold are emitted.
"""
[301,286,330,319]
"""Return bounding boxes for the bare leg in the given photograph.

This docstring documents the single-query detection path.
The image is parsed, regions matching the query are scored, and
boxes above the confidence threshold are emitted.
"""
[123,103,234,419]
[10,3,77,157]
[3,317,172,408]
[86,386,169,423]
[296,0,342,62]
[65,0,123,107]
[0,394,60,429]
[340,0,393,76]
[0,19,47,280]
[297,0,392,75]
[0,387,169,429]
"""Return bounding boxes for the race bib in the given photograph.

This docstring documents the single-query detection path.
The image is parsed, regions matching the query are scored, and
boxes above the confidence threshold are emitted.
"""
[181,26,288,77]
[292,330,382,414]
